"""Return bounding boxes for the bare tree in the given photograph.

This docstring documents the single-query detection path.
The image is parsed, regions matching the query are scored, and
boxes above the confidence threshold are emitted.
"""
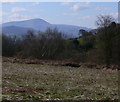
[96,15,115,28]
[96,15,116,66]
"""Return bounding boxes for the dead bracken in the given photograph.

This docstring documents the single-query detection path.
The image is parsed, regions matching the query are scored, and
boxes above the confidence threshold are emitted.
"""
[2,57,119,70]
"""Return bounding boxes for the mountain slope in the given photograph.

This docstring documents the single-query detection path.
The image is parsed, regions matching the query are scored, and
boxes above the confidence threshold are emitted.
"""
[3,19,51,31]
[2,26,34,35]
[2,18,91,38]
[53,24,90,38]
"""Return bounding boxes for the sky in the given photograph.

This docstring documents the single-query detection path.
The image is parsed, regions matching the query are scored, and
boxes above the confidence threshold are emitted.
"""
[1,2,118,28]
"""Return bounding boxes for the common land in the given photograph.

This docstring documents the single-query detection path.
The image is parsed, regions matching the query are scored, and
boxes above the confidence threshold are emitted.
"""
[2,60,118,100]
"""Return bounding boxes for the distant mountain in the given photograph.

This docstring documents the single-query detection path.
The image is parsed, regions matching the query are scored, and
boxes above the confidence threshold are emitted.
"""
[3,19,51,31]
[2,26,34,35]
[53,24,91,38]
[2,18,91,38]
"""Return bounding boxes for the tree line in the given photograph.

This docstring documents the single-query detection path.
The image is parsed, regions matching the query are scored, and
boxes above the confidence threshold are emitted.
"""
[2,15,120,66]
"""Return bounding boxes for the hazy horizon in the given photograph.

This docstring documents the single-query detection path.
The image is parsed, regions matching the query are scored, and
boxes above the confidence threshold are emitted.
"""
[2,2,118,29]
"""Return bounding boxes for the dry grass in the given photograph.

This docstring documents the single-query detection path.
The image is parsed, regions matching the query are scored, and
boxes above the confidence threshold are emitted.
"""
[2,62,118,100]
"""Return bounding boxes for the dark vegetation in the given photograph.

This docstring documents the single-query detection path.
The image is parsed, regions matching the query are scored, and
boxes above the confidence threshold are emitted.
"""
[2,15,120,67]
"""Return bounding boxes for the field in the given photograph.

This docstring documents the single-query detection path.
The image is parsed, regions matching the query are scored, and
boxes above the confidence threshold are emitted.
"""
[2,62,118,100]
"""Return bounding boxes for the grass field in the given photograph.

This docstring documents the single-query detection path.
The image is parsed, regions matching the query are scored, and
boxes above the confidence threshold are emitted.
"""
[2,62,118,100]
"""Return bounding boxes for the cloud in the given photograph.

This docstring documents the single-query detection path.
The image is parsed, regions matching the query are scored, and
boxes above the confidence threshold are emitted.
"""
[61,0,73,5]
[110,12,118,21]
[6,13,24,21]
[96,7,110,11]
[10,13,21,18]
[2,12,9,16]
[101,13,118,19]
[2,13,29,23]
[61,2,70,6]
[83,16,92,19]
[63,12,79,16]
[111,12,118,18]
[0,11,2,15]
[32,2,41,6]
[71,2,90,11]
[9,13,32,21]
[11,7,27,12]
[2,11,39,23]
[2,0,20,2]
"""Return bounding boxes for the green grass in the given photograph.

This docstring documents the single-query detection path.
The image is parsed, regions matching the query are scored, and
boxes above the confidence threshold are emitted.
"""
[2,62,118,100]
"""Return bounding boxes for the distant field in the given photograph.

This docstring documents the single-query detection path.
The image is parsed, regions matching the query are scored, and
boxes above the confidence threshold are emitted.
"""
[2,62,118,100]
